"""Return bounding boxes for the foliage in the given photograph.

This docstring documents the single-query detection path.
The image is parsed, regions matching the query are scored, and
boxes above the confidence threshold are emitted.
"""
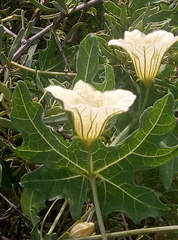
[0,0,178,239]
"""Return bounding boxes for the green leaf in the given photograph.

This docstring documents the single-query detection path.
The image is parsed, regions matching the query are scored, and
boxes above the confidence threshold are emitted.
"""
[21,188,46,226]
[52,0,68,14]
[104,1,121,17]
[74,33,99,84]
[11,81,178,223]
[0,82,11,107]
[38,33,57,71]
[8,28,25,60]
[104,13,122,38]
[0,117,15,129]
[0,52,11,67]
[64,22,83,44]
[38,32,72,73]
[159,157,178,190]
[21,166,88,219]
[10,81,88,219]
[120,3,128,26]
[44,113,68,126]
[159,134,178,189]
[91,93,178,223]
[29,0,56,12]
[94,64,115,91]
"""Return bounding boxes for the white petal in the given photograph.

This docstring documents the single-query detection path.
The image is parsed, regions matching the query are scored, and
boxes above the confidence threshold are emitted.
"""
[45,85,84,105]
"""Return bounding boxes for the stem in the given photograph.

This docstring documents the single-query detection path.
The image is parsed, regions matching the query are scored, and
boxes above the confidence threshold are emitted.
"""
[140,86,150,113]
[110,119,136,146]
[40,198,59,240]
[65,225,178,240]
[3,26,17,38]
[47,199,68,235]
[10,61,76,76]
[110,84,150,147]
[87,150,108,240]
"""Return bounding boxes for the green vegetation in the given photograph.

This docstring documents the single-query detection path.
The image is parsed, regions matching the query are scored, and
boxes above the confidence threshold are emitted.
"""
[0,0,178,239]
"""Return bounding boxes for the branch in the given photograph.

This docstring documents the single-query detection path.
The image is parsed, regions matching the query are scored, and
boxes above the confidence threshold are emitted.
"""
[3,26,17,38]
[12,0,102,61]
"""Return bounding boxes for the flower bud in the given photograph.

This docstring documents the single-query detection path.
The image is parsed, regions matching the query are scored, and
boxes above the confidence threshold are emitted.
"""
[69,222,94,239]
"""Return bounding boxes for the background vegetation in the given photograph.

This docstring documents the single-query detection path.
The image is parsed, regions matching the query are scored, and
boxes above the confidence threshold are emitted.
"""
[0,0,178,239]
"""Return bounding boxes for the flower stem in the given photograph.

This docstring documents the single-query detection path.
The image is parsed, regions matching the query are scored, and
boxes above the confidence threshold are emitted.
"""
[110,119,136,146]
[87,150,108,240]
[140,86,150,113]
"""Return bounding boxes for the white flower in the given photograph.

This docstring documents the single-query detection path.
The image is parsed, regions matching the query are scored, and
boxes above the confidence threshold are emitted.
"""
[69,222,94,239]
[45,80,136,145]
[108,30,178,87]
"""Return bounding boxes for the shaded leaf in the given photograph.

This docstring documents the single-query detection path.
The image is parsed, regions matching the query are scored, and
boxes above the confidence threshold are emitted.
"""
[159,134,178,189]
[52,0,68,14]
[21,166,88,219]
[21,188,46,226]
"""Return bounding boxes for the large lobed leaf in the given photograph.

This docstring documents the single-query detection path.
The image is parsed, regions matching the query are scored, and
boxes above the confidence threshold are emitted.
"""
[11,82,178,224]
[11,81,88,219]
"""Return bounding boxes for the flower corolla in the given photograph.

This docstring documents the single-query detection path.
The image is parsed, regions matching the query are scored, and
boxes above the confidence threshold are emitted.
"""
[69,222,94,239]
[45,80,136,145]
[108,30,178,87]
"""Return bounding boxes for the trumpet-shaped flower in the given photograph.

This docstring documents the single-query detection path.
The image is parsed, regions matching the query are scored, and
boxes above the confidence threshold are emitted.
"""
[108,30,178,87]
[45,80,136,145]
[69,222,94,238]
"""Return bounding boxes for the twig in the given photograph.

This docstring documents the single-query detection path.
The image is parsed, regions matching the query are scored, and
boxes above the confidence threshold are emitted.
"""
[12,0,102,61]
[121,212,133,240]
[3,26,17,38]
[12,23,53,61]
[0,192,30,221]
[11,60,76,76]
[55,33,72,72]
